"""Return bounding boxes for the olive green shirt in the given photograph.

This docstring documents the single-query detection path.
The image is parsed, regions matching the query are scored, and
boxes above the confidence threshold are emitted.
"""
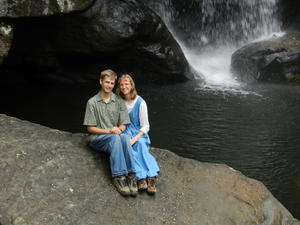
[83,92,130,142]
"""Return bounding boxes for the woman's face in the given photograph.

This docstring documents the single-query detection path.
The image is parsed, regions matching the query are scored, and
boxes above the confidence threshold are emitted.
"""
[119,78,132,95]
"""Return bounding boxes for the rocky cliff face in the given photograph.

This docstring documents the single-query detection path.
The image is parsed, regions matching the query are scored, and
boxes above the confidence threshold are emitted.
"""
[2,0,300,84]
[0,0,190,84]
[0,0,94,17]
[0,113,299,225]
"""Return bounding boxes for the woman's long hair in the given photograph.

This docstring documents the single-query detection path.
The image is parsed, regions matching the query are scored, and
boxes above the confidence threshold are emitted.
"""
[116,74,138,100]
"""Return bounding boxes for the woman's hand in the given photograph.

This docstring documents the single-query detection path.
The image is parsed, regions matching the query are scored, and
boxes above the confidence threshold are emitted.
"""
[130,131,145,145]
[130,137,137,145]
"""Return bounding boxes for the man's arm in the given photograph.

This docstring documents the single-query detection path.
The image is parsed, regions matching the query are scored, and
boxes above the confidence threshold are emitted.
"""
[117,97,131,128]
[86,125,111,135]
[84,99,115,135]
[87,125,126,135]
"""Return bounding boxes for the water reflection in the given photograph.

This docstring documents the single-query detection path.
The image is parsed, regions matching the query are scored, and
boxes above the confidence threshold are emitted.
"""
[144,82,300,218]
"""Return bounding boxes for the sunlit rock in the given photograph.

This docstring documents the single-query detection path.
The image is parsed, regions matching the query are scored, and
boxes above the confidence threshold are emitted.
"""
[0,0,93,17]
[0,113,299,225]
[231,32,300,83]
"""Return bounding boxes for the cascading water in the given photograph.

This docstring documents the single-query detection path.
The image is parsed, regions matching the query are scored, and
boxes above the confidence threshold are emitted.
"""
[147,0,282,91]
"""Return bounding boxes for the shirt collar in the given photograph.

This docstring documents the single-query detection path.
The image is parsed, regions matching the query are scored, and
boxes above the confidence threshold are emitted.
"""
[96,92,116,103]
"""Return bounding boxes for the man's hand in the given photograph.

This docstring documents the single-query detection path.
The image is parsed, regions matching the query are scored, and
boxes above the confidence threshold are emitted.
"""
[110,127,122,134]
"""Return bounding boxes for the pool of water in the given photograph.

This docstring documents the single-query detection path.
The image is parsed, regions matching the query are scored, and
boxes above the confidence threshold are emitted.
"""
[1,81,299,218]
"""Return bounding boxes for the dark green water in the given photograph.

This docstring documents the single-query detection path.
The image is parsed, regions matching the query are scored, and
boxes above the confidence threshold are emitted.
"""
[1,81,299,218]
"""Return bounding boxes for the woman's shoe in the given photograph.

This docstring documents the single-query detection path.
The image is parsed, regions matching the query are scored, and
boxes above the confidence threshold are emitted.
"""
[147,177,157,195]
[137,179,147,192]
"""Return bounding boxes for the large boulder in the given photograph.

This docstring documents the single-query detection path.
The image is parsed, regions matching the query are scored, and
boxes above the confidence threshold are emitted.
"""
[231,32,300,83]
[0,113,299,225]
[0,0,93,17]
[2,0,190,84]
[0,22,12,64]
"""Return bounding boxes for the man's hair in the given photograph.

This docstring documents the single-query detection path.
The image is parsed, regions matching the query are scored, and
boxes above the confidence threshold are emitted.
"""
[116,74,138,100]
[100,69,117,81]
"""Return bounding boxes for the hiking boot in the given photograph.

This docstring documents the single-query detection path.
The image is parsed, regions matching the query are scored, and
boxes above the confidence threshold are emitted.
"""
[127,174,138,197]
[147,177,157,195]
[113,176,130,196]
[137,179,147,192]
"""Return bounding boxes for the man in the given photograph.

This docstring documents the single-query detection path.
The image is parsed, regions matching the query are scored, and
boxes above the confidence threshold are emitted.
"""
[83,69,138,197]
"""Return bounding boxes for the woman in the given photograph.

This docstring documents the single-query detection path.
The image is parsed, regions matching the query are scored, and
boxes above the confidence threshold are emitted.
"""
[117,74,160,195]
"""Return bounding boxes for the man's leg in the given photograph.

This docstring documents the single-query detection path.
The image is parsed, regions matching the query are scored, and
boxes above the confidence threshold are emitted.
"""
[119,134,136,174]
[119,134,138,196]
[89,134,129,177]
[89,134,131,196]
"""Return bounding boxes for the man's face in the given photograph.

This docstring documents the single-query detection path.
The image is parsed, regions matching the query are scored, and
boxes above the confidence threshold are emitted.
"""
[100,76,115,94]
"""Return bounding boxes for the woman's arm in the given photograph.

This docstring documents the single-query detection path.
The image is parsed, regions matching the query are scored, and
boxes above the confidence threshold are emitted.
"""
[130,130,145,145]
[139,101,150,134]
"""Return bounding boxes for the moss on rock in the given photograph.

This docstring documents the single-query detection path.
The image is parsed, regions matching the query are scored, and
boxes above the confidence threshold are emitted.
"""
[0,22,13,64]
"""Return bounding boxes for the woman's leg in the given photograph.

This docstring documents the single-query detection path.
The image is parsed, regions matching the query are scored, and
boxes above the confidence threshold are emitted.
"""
[133,139,160,178]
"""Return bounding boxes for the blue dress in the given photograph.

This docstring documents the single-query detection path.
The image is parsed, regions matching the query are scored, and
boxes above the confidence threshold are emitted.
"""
[123,96,160,180]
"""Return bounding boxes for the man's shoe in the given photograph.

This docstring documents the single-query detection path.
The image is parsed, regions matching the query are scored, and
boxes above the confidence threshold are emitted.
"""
[137,179,147,192]
[113,176,130,196]
[147,177,157,195]
[127,174,138,197]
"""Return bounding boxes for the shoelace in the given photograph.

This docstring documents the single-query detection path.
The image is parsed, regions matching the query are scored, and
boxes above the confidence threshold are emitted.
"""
[119,177,127,187]
[148,179,156,186]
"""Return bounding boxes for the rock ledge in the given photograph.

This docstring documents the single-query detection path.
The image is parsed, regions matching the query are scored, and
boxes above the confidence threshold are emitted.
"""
[0,114,299,225]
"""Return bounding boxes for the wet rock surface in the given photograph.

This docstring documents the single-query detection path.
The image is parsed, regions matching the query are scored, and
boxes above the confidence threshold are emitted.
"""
[231,32,300,83]
[0,114,299,225]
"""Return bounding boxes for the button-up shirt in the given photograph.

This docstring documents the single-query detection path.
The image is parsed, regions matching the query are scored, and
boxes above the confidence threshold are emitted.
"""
[83,92,130,142]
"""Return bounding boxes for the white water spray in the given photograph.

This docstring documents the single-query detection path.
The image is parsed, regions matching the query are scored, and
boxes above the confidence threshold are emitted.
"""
[180,44,238,85]
[149,0,282,92]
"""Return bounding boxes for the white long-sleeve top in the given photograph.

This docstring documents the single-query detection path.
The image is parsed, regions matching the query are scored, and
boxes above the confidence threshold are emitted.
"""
[125,96,150,134]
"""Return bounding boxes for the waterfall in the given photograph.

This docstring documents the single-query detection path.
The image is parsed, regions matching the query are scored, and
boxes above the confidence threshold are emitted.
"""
[147,0,282,90]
